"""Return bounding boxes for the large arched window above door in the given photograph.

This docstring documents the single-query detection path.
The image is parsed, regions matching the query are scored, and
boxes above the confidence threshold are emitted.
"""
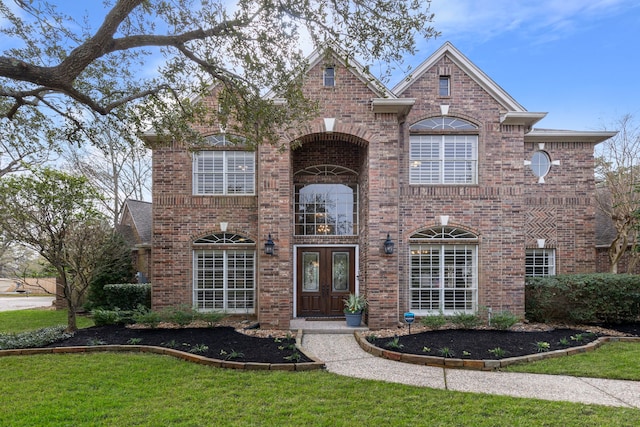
[192,232,255,313]
[409,226,478,314]
[409,116,479,185]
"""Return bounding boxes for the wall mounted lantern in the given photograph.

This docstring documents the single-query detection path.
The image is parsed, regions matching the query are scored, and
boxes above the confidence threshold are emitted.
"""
[264,234,275,255]
[383,233,394,255]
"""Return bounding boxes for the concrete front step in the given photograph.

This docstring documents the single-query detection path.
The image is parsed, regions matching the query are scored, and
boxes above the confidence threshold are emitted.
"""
[290,318,368,334]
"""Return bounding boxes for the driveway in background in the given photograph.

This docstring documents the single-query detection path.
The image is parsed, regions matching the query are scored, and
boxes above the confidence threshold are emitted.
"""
[0,296,55,312]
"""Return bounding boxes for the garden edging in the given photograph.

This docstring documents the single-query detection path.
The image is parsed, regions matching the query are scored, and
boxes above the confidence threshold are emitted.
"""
[0,342,326,371]
[354,332,640,371]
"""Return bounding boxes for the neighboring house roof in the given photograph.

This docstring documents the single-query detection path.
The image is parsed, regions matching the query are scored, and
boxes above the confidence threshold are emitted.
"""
[120,199,152,245]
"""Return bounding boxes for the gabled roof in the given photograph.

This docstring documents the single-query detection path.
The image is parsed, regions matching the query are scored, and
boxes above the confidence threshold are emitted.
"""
[267,44,395,101]
[393,41,546,126]
[120,199,152,245]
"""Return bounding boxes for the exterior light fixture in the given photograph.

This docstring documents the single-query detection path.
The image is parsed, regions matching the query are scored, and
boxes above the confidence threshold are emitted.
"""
[383,233,394,255]
[264,234,275,255]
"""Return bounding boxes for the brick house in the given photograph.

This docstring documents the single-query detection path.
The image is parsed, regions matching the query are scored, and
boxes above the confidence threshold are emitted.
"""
[148,42,615,329]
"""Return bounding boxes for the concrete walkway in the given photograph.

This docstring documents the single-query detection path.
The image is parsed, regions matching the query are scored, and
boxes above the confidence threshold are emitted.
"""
[301,333,640,408]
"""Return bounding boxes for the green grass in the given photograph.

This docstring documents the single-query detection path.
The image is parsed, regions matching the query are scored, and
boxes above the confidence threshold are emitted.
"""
[0,353,638,426]
[503,341,640,380]
[0,309,639,425]
[0,309,94,333]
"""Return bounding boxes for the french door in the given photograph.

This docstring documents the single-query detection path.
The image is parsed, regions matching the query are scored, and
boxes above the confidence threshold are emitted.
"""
[296,247,355,317]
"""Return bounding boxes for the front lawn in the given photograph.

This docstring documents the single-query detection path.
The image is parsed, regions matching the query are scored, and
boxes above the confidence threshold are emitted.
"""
[0,309,94,333]
[1,353,638,426]
[503,341,640,380]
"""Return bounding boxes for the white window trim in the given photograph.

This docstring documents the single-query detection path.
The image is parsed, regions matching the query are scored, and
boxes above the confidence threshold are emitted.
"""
[193,249,256,313]
[193,150,255,195]
[410,243,478,315]
[525,248,556,276]
[410,134,478,185]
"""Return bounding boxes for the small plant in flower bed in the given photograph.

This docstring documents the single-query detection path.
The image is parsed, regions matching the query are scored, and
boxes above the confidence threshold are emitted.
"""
[367,328,601,360]
[535,341,551,353]
[385,335,404,350]
[0,325,72,350]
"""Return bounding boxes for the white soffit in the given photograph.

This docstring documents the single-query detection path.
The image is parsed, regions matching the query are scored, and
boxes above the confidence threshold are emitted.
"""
[525,129,618,144]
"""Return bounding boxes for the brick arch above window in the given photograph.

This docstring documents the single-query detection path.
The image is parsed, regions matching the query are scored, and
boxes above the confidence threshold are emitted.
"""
[294,132,369,150]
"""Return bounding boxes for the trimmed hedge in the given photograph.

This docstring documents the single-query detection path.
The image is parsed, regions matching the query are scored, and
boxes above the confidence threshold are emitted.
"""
[103,283,151,310]
[526,274,640,324]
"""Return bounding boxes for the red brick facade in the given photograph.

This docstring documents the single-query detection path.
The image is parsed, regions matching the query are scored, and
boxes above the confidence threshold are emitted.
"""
[149,42,613,329]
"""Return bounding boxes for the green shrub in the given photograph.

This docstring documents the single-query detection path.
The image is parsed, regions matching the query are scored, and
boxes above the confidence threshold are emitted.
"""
[161,305,197,326]
[490,310,519,330]
[85,232,135,310]
[91,309,122,326]
[450,312,480,329]
[195,311,226,327]
[132,307,162,328]
[420,313,447,330]
[104,283,151,311]
[526,274,640,324]
[0,325,72,350]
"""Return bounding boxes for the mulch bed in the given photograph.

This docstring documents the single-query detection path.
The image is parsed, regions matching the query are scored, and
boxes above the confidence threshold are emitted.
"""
[369,328,600,359]
[45,324,312,364]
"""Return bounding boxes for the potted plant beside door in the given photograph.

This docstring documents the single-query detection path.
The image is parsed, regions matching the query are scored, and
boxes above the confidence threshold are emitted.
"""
[344,293,367,327]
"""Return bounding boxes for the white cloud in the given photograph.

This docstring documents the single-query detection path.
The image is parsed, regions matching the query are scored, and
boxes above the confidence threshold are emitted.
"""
[428,0,637,44]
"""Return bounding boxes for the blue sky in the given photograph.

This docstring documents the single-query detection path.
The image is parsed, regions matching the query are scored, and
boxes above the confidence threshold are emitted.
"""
[3,0,638,132]
[412,0,640,131]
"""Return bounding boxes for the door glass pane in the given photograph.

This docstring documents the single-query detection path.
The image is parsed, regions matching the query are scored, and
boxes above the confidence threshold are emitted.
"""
[332,252,349,291]
[302,252,319,291]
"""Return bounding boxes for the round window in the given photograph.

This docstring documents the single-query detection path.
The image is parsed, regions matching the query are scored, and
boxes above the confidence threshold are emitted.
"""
[530,151,551,177]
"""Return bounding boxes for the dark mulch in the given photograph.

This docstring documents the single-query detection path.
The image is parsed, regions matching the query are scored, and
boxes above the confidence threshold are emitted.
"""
[369,328,603,360]
[45,325,312,364]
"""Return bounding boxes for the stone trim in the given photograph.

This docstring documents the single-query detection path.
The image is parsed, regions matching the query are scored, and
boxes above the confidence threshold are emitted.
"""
[354,332,640,371]
[0,342,325,371]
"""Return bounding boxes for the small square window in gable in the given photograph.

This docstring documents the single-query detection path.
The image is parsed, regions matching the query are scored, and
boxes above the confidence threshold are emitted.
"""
[439,76,450,97]
[323,66,335,87]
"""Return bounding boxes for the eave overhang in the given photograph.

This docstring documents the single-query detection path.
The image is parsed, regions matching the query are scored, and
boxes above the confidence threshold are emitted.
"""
[525,129,617,144]
[371,98,415,116]
[500,112,547,128]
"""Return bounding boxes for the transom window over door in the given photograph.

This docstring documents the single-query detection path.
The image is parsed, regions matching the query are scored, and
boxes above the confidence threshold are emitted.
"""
[410,226,478,314]
[193,233,255,313]
[409,117,478,185]
[295,183,358,235]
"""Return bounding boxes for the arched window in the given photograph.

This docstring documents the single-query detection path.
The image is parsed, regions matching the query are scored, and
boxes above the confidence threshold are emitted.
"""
[409,226,478,314]
[192,233,255,313]
[409,117,478,185]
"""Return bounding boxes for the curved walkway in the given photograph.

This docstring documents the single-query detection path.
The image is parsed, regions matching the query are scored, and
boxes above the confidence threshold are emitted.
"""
[301,333,640,408]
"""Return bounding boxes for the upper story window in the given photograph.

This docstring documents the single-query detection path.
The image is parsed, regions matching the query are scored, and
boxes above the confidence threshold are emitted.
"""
[323,67,335,87]
[529,151,551,178]
[295,183,358,236]
[439,76,450,97]
[193,134,255,195]
[409,117,479,185]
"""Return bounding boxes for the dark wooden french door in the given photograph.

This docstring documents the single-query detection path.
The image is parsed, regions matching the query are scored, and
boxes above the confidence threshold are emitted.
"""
[296,247,355,317]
